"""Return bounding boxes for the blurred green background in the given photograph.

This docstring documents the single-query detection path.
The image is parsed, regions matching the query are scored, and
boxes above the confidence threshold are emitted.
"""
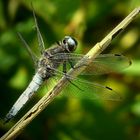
[0,0,140,140]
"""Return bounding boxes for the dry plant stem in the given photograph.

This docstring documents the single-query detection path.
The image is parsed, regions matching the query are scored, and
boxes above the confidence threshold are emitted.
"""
[1,7,140,140]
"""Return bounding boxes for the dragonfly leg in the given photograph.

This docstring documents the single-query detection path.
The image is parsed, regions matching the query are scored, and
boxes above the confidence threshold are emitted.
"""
[63,61,67,74]
[68,59,86,69]
[62,61,83,91]
[68,60,75,69]
[69,57,89,69]
[75,63,88,69]
[66,78,84,91]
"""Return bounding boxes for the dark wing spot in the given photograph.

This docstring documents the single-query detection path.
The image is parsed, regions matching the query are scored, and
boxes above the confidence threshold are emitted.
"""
[106,86,113,90]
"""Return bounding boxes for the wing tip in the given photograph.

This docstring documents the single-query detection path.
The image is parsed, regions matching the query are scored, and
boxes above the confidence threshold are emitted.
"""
[105,86,123,101]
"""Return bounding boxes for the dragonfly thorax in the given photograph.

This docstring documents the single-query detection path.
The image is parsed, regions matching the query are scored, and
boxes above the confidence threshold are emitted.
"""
[62,36,78,52]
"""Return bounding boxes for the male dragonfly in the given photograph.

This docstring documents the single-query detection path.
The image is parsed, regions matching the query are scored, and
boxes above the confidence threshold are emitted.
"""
[4,10,131,123]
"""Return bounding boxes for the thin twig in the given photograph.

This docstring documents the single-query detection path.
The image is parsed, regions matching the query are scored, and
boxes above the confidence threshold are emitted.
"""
[1,7,140,140]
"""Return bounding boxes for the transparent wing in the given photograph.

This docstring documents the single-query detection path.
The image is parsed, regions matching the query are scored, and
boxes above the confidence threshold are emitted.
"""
[50,53,132,75]
[17,32,39,67]
[51,68,122,101]
[62,78,122,101]
[81,54,132,75]
[32,5,45,53]
[49,53,84,61]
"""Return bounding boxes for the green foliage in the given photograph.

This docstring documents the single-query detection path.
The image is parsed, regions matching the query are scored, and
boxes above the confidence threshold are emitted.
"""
[0,0,140,140]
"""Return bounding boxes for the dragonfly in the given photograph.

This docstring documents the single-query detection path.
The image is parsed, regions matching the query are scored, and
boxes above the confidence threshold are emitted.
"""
[4,10,131,123]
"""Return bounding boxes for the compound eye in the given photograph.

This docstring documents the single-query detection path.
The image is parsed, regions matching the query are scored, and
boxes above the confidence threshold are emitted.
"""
[63,39,66,44]
[62,36,78,52]
[67,37,77,52]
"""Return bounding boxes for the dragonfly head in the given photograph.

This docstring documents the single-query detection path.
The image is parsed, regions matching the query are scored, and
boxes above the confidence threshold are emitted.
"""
[62,36,78,52]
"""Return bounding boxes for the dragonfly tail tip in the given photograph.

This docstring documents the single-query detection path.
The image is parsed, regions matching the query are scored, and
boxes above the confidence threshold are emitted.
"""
[3,114,14,124]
